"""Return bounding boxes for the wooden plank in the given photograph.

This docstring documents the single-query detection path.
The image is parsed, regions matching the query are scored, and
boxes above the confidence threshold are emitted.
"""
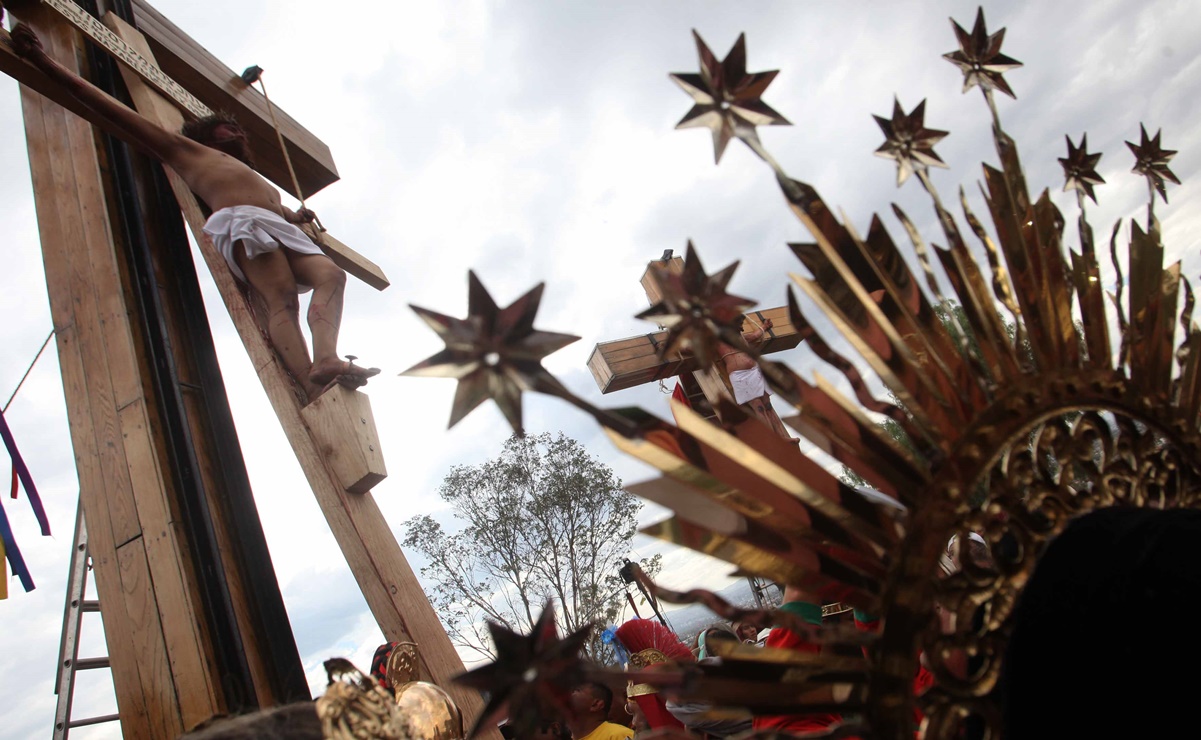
[20,46,163,740]
[300,225,391,291]
[640,255,683,305]
[301,384,388,494]
[115,538,186,739]
[162,158,491,735]
[589,306,802,394]
[105,10,312,712]
[3,0,339,198]
[128,0,338,198]
[118,399,222,726]
[16,7,226,734]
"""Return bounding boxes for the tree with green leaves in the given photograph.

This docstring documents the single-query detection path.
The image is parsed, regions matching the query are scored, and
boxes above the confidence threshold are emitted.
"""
[402,432,659,662]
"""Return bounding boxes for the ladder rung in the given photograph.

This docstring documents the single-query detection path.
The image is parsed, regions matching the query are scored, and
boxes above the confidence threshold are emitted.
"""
[68,713,120,729]
[81,599,101,613]
[73,656,111,671]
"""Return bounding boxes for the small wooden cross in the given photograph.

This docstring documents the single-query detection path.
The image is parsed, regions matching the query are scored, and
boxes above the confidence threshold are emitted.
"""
[588,254,803,417]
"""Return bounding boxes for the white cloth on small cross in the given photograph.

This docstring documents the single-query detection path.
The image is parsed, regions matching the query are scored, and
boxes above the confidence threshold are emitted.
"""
[729,367,769,405]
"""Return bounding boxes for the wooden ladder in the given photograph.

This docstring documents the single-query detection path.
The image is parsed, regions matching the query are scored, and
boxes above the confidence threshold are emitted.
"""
[53,502,119,739]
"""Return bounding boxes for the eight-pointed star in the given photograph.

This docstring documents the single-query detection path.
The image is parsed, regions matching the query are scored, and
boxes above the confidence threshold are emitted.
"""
[1126,124,1181,204]
[1059,134,1105,204]
[455,605,592,739]
[873,98,950,186]
[637,242,756,367]
[943,7,1023,99]
[402,272,578,435]
[670,30,790,164]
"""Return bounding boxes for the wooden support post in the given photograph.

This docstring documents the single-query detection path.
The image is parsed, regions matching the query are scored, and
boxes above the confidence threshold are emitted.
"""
[102,12,484,727]
[17,7,222,735]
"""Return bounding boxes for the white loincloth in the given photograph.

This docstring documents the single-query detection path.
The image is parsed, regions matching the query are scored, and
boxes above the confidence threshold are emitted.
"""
[728,367,769,405]
[203,205,325,293]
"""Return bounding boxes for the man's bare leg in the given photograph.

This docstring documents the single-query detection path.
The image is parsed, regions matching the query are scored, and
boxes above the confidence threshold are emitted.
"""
[286,252,379,394]
[233,243,316,395]
[742,395,799,443]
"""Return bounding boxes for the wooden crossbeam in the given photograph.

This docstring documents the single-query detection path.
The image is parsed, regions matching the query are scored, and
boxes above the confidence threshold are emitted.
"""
[6,0,338,198]
[587,304,802,393]
[127,0,337,198]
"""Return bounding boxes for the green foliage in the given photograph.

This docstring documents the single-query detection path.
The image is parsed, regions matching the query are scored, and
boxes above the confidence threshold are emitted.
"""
[402,432,655,662]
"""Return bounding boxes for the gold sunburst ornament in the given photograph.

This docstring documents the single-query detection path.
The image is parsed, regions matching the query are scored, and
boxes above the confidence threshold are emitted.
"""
[406,6,1197,739]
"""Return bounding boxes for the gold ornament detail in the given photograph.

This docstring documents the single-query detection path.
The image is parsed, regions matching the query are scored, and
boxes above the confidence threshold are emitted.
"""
[407,6,1197,739]
[388,643,466,740]
[628,648,672,671]
[317,658,412,740]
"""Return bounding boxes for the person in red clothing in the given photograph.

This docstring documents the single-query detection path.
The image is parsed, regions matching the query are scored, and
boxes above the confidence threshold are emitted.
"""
[751,585,848,736]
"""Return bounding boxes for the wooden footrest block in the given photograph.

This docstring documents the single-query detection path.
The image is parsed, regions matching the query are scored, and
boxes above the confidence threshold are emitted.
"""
[301,384,387,493]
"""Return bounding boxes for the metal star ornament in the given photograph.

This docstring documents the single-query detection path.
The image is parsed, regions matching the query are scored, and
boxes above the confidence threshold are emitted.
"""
[1126,124,1181,204]
[637,242,756,366]
[873,98,950,186]
[943,7,1023,99]
[1059,134,1105,204]
[454,605,592,739]
[402,272,579,434]
[670,31,790,164]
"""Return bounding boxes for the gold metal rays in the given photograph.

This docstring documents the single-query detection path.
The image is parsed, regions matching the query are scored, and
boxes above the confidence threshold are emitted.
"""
[405,7,1197,739]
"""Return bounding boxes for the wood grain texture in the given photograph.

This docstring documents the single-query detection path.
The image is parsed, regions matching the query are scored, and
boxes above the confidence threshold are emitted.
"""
[301,384,388,494]
[300,225,391,291]
[589,305,801,393]
[124,0,339,199]
[15,5,227,734]
[103,14,487,730]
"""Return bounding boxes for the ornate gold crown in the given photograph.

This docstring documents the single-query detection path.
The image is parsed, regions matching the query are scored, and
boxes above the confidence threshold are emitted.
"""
[404,7,1195,739]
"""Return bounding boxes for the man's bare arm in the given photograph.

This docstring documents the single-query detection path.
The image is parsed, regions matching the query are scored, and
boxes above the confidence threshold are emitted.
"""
[281,205,318,225]
[742,318,774,346]
[10,24,194,167]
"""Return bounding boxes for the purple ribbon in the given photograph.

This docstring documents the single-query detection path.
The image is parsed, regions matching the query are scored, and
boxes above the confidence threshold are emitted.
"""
[0,408,49,536]
[0,497,33,591]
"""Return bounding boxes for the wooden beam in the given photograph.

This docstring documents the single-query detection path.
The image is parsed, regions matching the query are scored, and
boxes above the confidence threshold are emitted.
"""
[640,254,683,305]
[1,16,388,291]
[587,305,802,393]
[300,224,391,291]
[0,24,136,142]
[6,0,338,198]
[18,6,223,734]
[301,383,388,494]
[103,13,486,728]
[128,0,337,198]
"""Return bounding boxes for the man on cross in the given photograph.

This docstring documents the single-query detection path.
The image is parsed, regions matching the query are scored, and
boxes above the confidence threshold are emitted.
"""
[716,318,794,441]
[11,24,379,403]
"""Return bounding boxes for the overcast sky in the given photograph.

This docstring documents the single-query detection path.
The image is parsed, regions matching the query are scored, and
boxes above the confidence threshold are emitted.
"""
[2,1,1199,737]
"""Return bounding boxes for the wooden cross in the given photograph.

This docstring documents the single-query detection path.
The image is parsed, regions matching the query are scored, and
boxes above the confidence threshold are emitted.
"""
[587,255,803,414]
[1,1,482,736]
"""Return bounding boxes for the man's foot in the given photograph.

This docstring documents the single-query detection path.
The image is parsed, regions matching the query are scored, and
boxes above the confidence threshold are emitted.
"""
[304,374,369,405]
[310,357,381,388]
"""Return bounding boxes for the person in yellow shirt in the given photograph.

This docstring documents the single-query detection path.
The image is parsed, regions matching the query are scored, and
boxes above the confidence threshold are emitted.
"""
[566,682,634,740]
